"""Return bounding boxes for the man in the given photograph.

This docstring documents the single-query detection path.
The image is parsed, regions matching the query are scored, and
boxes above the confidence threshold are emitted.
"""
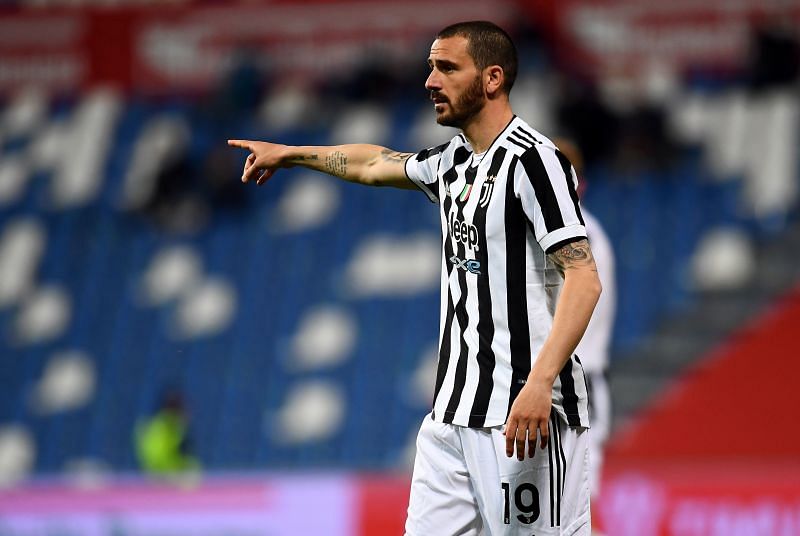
[229,21,601,535]
[134,389,200,478]
[555,138,617,533]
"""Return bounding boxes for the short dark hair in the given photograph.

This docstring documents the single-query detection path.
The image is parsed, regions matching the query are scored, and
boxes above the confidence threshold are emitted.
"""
[437,21,518,94]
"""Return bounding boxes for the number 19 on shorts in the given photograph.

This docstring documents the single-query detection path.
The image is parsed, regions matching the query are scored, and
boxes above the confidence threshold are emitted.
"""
[501,482,540,524]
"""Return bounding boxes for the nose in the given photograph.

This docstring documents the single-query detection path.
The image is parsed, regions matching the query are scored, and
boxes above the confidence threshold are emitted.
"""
[425,69,440,91]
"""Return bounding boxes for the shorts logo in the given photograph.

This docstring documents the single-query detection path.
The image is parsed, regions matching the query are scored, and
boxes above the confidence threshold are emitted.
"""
[478,174,496,208]
[448,212,480,251]
[449,255,481,275]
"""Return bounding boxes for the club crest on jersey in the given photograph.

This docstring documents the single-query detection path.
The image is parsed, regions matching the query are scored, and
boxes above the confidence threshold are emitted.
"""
[478,174,496,208]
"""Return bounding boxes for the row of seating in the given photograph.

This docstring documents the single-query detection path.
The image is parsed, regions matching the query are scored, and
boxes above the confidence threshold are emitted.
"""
[0,82,795,475]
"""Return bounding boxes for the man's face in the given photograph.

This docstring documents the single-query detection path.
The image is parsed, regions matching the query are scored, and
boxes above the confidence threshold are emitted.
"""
[425,36,485,129]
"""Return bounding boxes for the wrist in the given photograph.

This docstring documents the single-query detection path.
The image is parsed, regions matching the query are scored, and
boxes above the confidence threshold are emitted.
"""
[285,146,322,168]
[528,367,557,387]
[282,145,300,164]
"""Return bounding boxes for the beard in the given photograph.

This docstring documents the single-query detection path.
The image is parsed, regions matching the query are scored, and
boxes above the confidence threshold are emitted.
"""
[434,75,485,129]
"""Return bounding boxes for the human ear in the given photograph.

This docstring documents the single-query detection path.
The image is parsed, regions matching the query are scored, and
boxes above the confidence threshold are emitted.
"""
[485,66,504,96]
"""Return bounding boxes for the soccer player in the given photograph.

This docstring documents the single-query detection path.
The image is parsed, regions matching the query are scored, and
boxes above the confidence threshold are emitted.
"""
[555,137,617,532]
[229,21,601,536]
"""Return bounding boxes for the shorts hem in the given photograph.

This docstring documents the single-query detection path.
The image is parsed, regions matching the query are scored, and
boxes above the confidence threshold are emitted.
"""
[561,511,591,535]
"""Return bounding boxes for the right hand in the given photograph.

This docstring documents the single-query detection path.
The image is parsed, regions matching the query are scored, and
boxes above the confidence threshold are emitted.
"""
[227,139,291,185]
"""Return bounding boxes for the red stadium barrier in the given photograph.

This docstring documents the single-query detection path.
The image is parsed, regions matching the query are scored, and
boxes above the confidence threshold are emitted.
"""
[596,284,800,534]
[0,0,514,95]
[3,0,799,94]
[597,462,800,536]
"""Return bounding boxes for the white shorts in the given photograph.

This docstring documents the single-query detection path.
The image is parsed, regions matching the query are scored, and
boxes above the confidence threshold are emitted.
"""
[405,412,591,536]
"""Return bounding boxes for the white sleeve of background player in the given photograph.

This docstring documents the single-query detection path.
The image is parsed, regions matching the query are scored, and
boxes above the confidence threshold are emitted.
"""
[404,144,444,204]
[575,210,617,371]
[514,145,586,253]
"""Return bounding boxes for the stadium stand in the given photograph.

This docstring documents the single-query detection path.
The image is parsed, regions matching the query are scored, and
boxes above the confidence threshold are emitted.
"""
[0,9,797,529]
[0,69,796,480]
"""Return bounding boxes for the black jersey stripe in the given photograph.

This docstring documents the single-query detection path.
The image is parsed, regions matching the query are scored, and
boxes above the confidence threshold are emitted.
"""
[415,141,449,162]
[553,414,562,526]
[555,149,585,226]
[558,423,567,498]
[433,157,463,418]
[442,286,470,424]
[433,292,455,412]
[508,129,534,149]
[442,151,473,423]
[504,155,531,417]
[510,131,533,148]
[520,147,565,232]
[559,357,581,427]
[453,145,472,167]
[513,128,538,146]
[507,137,530,151]
[517,125,542,144]
[467,147,507,427]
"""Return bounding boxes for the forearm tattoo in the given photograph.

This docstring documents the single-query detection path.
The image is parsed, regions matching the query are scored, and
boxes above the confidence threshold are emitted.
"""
[548,239,597,272]
[325,151,347,177]
[292,153,319,162]
[381,149,414,163]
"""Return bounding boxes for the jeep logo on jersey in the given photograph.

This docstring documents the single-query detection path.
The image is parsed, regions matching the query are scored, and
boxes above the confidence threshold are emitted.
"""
[449,255,481,275]
[448,213,480,251]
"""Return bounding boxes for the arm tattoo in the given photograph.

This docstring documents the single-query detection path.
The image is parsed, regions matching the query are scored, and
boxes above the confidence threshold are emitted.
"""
[325,151,347,177]
[547,239,597,272]
[290,153,319,163]
[380,149,414,163]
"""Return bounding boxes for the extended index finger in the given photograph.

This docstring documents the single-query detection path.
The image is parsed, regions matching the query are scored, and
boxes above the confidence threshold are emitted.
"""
[227,139,253,150]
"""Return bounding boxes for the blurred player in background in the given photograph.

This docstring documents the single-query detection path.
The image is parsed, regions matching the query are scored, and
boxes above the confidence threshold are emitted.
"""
[230,21,600,535]
[134,389,200,478]
[555,138,617,535]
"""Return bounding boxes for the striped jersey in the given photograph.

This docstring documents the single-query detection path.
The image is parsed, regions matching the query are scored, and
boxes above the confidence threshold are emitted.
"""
[405,115,590,429]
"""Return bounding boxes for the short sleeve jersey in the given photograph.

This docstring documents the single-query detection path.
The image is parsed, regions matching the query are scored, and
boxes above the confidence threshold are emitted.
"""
[405,116,590,428]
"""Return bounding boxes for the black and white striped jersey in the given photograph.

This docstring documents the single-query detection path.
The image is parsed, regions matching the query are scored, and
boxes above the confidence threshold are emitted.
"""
[405,115,590,429]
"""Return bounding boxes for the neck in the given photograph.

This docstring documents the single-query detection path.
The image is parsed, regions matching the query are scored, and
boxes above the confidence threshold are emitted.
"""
[461,99,514,153]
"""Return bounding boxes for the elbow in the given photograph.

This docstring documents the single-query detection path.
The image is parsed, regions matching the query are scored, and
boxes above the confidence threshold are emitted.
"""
[585,272,602,305]
[565,269,601,304]
[361,171,378,186]
[358,164,379,186]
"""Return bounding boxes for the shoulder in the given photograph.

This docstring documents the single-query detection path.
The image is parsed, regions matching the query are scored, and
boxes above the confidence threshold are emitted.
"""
[414,134,466,163]
[499,118,560,166]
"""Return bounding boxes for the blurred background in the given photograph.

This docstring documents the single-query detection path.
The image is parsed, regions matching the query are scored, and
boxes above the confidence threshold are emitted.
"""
[0,0,798,534]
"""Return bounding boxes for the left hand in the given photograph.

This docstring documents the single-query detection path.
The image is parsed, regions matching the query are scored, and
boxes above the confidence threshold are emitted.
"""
[504,377,552,460]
